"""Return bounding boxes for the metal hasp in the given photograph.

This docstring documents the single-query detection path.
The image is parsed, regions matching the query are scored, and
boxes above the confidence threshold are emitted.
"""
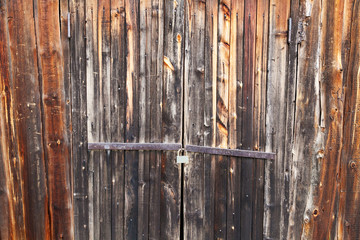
[88,143,275,160]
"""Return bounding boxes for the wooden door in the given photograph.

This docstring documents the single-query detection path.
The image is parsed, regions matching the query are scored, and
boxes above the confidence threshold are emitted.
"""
[77,0,269,239]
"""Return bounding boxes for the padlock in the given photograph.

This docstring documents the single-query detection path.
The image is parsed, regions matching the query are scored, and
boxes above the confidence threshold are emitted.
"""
[177,148,189,164]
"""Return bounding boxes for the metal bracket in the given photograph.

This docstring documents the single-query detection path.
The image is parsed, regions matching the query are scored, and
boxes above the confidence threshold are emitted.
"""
[88,142,275,160]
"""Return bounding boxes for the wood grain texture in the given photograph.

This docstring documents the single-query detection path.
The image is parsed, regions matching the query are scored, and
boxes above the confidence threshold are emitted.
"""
[240,0,257,238]
[0,1,23,238]
[7,0,49,239]
[252,0,269,238]
[110,0,126,239]
[183,0,206,239]
[138,0,151,238]
[214,0,231,239]
[264,0,290,238]
[70,0,88,238]
[35,0,73,238]
[148,1,164,238]
[203,0,217,238]
[124,0,140,239]
[161,0,184,239]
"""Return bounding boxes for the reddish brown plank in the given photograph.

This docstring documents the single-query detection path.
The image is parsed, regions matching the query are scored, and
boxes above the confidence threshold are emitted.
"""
[34,0,73,238]
[7,0,49,239]
[0,1,24,238]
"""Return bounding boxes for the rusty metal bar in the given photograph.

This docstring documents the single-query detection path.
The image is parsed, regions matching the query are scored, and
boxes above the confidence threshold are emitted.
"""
[88,142,182,151]
[88,142,275,160]
[185,144,276,160]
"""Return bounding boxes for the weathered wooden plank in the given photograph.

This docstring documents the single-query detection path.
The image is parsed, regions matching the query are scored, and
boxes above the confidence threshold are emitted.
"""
[339,2,360,238]
[110,1,127,238]
[306,0,344,237]
[97,1,112,239]
[338,1,359,239]
[85,0,101,239]
[59,0,73,210]
[124,0,140,239]
[264,0,290,238]
[148,0,164,239]
[70,0,88,238]
[34,0,73,238]
[203,0,218,238]
[287,0,322,238]
[7,0,49,239]
[161,0,184,238]
[240,0,257,238]
[214,1,230,238]
[0,1,23,238]
[227,0,242,238]
[183,0,206,239]
[252,0,269,238]
[138,0,151,238]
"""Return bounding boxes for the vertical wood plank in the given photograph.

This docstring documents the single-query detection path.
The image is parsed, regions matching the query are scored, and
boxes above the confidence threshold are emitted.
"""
[214,0,231,239]
[240,0,257,238]
[183,0,206,239]
[98,1,112,239]
[138,0,151,238]
[124,0,140,238]
[0,1,24,238]
[7,0,49,239]
[161,0,184,239]
[34,0,73,238]
[227,0,242,238]
[110,0,126,239]
[203,0,218,238]
[338,0,358,239]
[252,0,269,238]
[339,2,360,238]
[148,0,164,239]
[85,0,100,238]
[288,0,322,238]
[70,0,88,238]
[264,0,290,238]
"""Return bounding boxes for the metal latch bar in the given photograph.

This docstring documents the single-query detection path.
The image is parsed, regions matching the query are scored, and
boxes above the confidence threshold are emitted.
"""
[88,142,275,160]
[185,144,275,160]
[88,142,182,151]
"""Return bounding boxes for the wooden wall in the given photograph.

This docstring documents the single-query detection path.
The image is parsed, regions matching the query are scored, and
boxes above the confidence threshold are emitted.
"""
[1,0,360,239]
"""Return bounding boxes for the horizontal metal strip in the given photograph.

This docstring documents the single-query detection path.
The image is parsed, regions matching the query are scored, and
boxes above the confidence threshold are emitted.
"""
[88,142,276,160]
[185,145,276,160]
[88,142,182,151]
